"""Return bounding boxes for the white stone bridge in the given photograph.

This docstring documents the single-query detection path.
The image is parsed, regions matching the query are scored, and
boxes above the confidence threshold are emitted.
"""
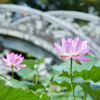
[0,4,100,64]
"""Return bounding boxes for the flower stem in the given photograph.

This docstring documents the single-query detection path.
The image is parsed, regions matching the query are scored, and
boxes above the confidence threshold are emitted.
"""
[51,82,53,100]
[70,58,75,100]
[84,91,87,100]
[12,67,14,79]
[36,70,38,84]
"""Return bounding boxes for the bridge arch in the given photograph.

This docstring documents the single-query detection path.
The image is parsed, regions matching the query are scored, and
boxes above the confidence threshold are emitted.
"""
[0,4,99,60]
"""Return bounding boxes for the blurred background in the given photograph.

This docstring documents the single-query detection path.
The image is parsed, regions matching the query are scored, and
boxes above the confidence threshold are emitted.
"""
[0,0,100,13]
[0,0,100,79]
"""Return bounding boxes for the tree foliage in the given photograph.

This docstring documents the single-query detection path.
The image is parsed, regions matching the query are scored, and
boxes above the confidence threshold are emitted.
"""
[7,0,100,15]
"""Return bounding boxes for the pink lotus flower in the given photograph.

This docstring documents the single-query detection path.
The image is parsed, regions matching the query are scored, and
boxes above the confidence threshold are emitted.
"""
[2,52,26,69]
[54,36,91,65]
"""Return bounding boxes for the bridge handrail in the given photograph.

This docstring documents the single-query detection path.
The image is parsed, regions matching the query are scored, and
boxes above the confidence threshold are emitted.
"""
[46,11,100,22]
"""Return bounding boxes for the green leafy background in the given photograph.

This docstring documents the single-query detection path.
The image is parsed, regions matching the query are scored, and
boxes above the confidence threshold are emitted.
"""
[0,56,100,100]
